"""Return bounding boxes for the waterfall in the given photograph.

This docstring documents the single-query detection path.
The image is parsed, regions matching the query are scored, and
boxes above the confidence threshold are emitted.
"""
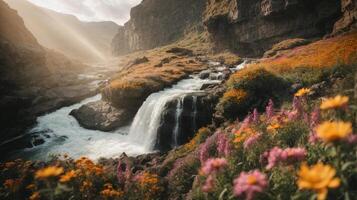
[128,77,220,151]
[172,97,184,146]
[192,96,198,133]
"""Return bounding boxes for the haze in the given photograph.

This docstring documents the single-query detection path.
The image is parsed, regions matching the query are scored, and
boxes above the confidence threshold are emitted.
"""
[27,0,141,25]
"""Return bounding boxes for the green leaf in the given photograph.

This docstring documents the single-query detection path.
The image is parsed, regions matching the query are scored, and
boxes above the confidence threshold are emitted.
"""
[341,162,355,171]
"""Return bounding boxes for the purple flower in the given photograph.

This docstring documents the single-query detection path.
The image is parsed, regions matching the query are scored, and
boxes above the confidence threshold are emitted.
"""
[253,108,260,124]
[233,170,268,200]
[309,107,320,129]
[201,158,228,175]
[308,131,319,144]
[217,133,231,157]
[266,147,284,170]
[202,175,215,192]
[244,134,261,149]
[265,99,274,121]
[280,148,306,163]
[264,147,306,169]
[117,160,125,184]
[199,133,217,164]
[292,96,303,113]
[345,134,357,144]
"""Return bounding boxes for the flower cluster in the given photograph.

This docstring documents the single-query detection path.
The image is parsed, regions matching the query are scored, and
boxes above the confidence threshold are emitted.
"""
[200,158,228,176]
[262,147,306,169]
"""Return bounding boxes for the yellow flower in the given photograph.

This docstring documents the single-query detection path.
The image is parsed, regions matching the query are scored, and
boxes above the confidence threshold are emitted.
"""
[59,170,77,183]
[101,183,124,197]
[267,123,281,133]
[298,163,340,200]
[35,166,64,179]
[320,95,349,110]
[295,88,311,97]
[29,192,40,200]
[316,121,352,142]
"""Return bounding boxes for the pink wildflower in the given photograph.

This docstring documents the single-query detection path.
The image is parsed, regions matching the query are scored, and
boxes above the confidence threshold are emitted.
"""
[117,160,125,184]
[265,99,274,121]
[308,131,319,144]
[292,96,303,113]
[201,158,228,175]
[287,110,299,121]
[244,134,261,149]
[309,107,320,129]
[266,147,284,169]
[217,132,231,157]
[202,175,215,192]
[199,133,217,164]
[233,170,268,200]
[280,148,306,163]
[253,108,260,124]
[265,147,306,169]
[345,134,357,144]
[239,114,253,133]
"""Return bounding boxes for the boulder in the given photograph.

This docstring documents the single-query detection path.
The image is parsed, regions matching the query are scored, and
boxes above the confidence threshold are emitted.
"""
[70,100,134,131]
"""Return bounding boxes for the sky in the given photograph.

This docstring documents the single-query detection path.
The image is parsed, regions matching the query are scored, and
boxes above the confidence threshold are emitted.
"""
[27,0,142,25]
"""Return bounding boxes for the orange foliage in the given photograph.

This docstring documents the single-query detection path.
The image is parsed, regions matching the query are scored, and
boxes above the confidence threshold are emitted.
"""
[249,31,357,72]
[223,89,248,103]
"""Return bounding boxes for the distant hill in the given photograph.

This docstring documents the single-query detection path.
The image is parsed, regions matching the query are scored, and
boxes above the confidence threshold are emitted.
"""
[4,0,119,62]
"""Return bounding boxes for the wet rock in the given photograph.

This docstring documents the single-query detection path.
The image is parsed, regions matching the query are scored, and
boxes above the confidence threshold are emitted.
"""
[198,70,211,79]
[156,91,217,151]
[200,83,219,90]
[70,100,134,132]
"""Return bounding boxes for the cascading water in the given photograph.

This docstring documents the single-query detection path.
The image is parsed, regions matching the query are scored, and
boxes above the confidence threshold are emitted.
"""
[192,96,198,135]
[128,76,220,151]
[15,61,246,160]
[172,97,184,146]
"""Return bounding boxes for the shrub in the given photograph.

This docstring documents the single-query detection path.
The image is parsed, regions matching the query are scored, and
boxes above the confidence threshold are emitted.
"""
[218,68,288,120]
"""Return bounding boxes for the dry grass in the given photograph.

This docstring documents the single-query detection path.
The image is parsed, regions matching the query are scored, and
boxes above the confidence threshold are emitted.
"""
[249,31,357,73]
[107,31,239,91]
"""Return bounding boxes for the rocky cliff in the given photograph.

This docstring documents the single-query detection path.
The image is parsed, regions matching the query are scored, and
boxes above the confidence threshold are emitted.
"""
[205,0,357,57]
[112,0,356,57]
[111,0,207,55]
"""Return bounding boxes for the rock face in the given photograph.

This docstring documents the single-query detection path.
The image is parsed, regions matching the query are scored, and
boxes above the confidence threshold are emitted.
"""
[204,0,342,57]
[333,0,357,34]
[155,93,215,151]
[70,101,134,132]
[111,0,206,55]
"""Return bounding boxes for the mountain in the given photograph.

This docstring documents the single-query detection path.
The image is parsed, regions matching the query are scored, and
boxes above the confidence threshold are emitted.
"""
[4,0,119,62]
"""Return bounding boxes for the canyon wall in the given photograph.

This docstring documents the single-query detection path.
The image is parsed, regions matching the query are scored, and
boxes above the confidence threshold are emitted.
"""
[111,0,207,55]
[112,0,356,57]
[204,0,345,57]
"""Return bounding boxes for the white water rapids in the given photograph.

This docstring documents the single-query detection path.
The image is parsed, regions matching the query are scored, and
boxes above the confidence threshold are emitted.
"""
[15,61,246,161]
